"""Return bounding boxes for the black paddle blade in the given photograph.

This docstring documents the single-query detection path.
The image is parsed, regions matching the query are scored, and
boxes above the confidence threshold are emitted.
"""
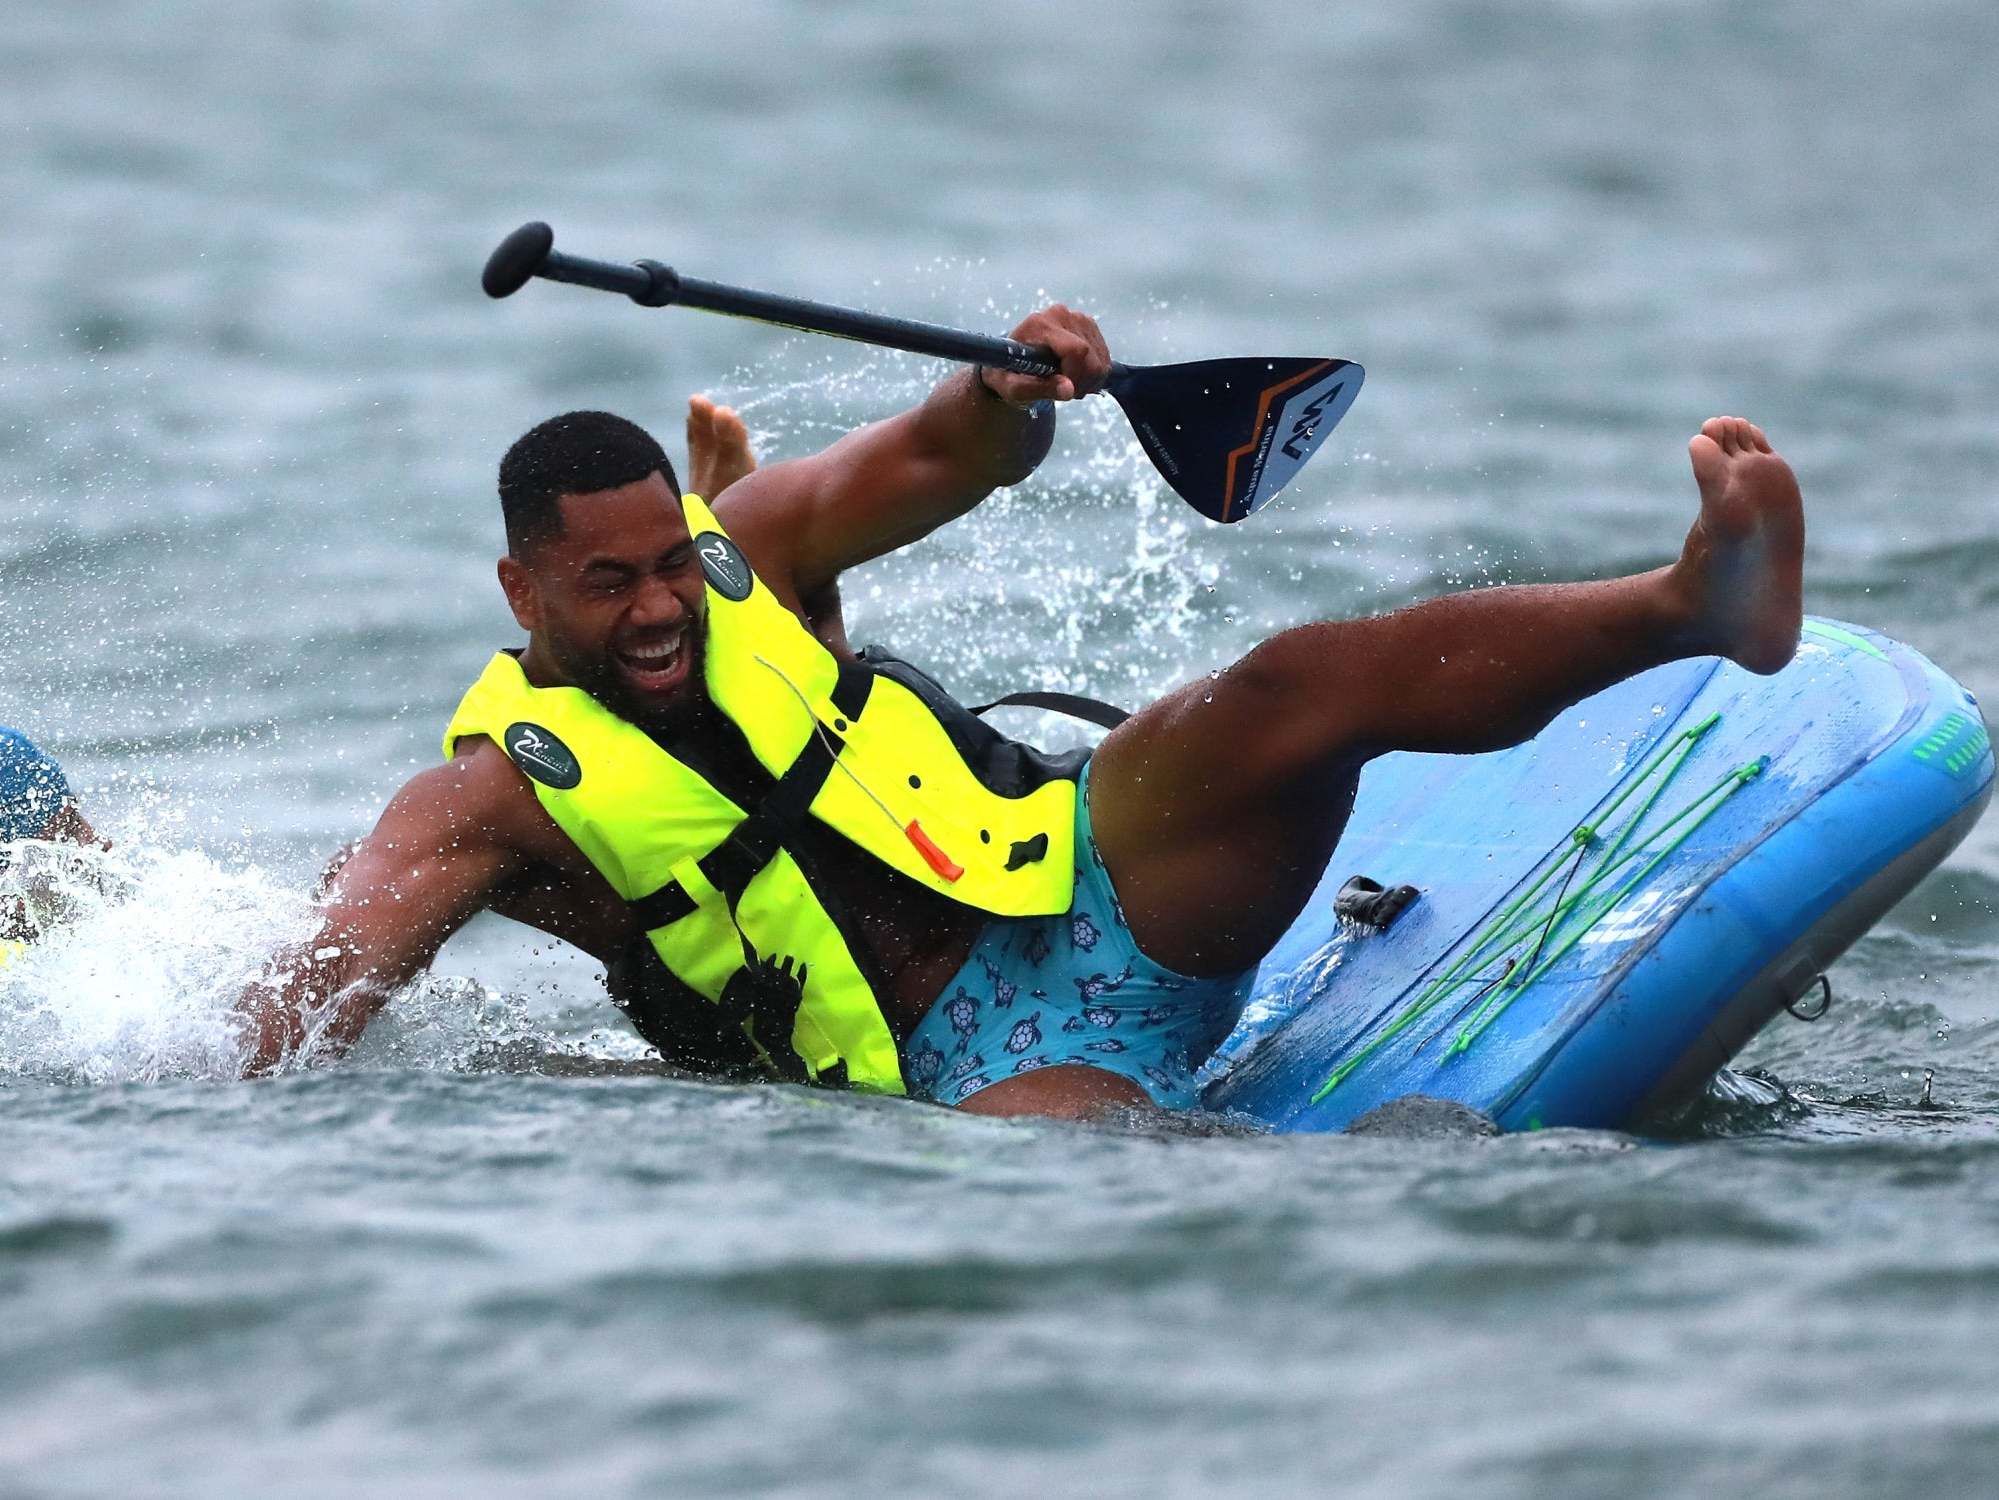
[1107,357,1363,523]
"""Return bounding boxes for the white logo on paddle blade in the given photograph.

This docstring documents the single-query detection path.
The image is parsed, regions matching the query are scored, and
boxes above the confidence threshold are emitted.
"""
[1243,368,1362,516]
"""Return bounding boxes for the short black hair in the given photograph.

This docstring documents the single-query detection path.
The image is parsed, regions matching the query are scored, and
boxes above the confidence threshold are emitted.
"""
[498,410,680,555]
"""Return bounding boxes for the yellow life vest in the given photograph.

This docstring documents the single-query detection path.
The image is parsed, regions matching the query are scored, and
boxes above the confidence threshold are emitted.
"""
[445,494,1080,1093]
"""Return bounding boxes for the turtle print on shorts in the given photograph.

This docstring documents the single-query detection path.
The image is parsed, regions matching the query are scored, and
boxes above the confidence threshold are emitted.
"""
[944,988,981,1053]
[948,1052,987,1082]
[978,955,1018,1010]
[1075,963,1135,1003]
[905,1040,946,1095]
[901,761,1253,1112]
[1003,1012,1043,1054]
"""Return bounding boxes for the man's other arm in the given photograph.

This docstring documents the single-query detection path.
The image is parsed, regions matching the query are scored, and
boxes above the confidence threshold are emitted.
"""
[236,745,530,1075]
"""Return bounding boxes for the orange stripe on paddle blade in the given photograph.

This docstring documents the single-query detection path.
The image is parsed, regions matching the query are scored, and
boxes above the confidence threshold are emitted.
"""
[1219,360,1335,522]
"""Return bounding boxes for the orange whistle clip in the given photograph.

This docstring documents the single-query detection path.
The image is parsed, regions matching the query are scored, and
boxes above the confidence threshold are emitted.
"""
[904,820,964,882]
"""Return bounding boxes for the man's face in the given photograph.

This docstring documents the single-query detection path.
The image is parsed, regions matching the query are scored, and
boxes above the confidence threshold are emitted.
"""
[499,472,710,731]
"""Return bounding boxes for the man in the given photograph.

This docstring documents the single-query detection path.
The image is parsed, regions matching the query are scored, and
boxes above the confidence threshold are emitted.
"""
[1,727,101,955]
[238,303,1804,1120]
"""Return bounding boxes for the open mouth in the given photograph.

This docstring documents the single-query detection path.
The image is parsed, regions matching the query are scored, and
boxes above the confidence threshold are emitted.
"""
[613,629,690,696]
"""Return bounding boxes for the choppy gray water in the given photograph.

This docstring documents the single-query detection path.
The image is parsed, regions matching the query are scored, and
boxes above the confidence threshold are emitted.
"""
[5,2,1998,1494]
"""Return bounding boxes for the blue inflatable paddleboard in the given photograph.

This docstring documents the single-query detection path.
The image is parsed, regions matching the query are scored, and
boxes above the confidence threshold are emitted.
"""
[1199,618,1993,1133]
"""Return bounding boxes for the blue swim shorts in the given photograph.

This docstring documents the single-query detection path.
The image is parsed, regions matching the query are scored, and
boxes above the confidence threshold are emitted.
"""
[0,727,71,844]
[902,762,1253,1110]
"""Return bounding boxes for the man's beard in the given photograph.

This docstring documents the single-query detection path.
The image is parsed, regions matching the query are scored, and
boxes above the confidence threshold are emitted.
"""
[549,621,713,741]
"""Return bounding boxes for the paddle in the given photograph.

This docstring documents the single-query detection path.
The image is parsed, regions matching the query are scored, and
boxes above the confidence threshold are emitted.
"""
[482,221,1362,523]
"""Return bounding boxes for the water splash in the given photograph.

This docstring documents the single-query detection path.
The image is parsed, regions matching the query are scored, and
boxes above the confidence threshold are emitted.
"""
[0,836,633,1085]
[1,839,308,1083]
[718,341,1227,720]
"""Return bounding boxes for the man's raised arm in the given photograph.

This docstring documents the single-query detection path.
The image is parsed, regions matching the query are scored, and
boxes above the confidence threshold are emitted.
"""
[235,746,529,1075]
[713,304,1111,607]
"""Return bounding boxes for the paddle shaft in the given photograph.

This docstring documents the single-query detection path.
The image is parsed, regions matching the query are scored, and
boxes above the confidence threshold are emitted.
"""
[531,244,1138,385]
[482,222,1361,522]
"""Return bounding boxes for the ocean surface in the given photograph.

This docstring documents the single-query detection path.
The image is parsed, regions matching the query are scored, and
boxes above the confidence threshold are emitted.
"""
[5,1,1999,1494]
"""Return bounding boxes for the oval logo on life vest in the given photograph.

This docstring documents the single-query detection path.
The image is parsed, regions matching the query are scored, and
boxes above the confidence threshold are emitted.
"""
[504,722,582,790]
[695,532,753,602]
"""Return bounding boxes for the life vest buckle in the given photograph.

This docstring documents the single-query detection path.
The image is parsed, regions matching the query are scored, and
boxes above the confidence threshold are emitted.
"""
[1005,832,1050,871]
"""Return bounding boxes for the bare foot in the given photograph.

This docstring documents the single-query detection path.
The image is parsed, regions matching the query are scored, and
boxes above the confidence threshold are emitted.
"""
[685,395,757,499]
[1675,415,1804,675]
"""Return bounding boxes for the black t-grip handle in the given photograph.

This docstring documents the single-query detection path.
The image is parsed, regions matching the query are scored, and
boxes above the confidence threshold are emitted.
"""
[480,221,556,298]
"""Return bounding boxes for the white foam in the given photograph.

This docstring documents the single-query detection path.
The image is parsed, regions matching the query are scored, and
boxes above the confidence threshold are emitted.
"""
[0,836,632,1084]
[1,839,310,1083]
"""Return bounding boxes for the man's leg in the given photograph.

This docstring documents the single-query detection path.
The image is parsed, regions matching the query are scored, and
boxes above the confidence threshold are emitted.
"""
[960,417,1803,1117]
[1094,416,1803,975]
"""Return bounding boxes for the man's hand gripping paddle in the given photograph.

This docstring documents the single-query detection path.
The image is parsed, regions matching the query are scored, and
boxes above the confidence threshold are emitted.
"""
[483,222,1362,523]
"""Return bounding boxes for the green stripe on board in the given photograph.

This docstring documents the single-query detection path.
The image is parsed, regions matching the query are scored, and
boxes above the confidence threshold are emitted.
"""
[1802,619,1889,661]
[1910,710,1992,778]
[1305,714,1768,1107]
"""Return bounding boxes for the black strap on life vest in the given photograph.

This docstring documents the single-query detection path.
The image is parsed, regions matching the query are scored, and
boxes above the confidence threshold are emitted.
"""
[626,661,874,929]
[970,690,1130,731]
[624,661,878,1085]
[628,881,697,932]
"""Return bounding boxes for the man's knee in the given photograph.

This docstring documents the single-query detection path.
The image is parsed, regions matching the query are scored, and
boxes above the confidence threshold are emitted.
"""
[1205,638,1376,786]
[1095,639,1368,844]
